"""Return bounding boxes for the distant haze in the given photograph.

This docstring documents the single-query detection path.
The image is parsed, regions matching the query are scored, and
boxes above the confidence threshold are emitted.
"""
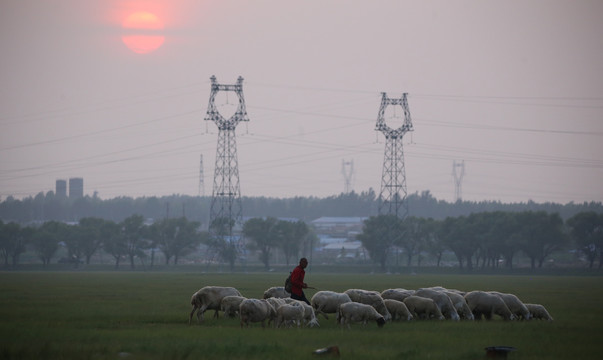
[1,0,602,204]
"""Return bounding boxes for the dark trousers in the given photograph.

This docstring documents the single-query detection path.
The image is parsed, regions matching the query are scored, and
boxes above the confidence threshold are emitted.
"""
[291,291,310,305]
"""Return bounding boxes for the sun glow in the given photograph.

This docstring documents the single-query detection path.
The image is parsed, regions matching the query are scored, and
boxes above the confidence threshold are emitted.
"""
[121,11,165,54]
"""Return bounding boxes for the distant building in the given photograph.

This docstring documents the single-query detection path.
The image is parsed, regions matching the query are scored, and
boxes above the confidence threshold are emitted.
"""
[55,179,67,197]
[310,217,366,239]
[69,177,83,198]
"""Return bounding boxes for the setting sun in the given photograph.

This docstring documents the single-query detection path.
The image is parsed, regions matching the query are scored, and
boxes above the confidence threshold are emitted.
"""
[121,11,165,54]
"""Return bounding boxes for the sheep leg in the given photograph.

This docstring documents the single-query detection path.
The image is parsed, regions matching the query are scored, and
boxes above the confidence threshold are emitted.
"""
[314,305,329,320]
[197,305,208,323]
[189,305,198,325]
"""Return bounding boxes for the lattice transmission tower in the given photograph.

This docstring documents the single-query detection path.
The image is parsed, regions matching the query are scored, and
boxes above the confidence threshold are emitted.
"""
[375,93,413,218]
[452,160,465,202]
[204,75,249,236]
[341,159,355,193]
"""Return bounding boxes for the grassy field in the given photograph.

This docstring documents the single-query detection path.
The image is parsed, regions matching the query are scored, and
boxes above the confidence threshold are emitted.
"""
[0,271,601,360]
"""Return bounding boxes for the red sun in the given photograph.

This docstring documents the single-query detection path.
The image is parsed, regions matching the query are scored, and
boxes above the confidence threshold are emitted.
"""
[122,12,165,54]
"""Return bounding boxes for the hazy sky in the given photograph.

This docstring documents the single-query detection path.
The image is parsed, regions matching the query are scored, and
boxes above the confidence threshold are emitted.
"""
[1,0,602,204]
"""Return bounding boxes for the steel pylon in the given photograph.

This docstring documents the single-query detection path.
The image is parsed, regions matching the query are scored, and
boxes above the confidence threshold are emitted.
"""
[375,93,413,218]
[205,75,249,235]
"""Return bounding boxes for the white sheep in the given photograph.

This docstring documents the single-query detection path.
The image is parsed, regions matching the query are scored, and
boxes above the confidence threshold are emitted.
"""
[263,286,290,299]
[380,288,415,302]
[421,286,449,292]
[220,295,247,318]
[403,295,445,320]
[338,302,386,329]
[344,288,392,321]
[525,303,553,321]
[311,291,352,320]
[443,291,474,320]
[265,297,287,310]
[239,298,277,328]
[422,286,466,296]
[489,291,531,320]
[285,298,320,327]
[276,302,305,328]
[464,291,515,321]
[415,288,460,321]
[189,286,242,324]
[384,299,413,321]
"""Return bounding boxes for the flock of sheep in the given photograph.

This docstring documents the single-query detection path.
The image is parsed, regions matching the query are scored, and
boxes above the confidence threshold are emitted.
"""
[189,285,553,329]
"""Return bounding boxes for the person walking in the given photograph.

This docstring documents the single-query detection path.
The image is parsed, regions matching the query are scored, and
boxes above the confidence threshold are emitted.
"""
[290,257,311,305]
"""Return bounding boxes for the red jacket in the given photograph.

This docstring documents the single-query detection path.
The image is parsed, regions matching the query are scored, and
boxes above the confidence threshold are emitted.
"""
[290,264,306,296]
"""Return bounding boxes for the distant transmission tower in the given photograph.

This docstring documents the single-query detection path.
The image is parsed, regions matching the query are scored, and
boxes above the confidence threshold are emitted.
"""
[375,93,413,218]
[198,154,205,197]
[452,160,465,202]
[205,75,249,236]
[341,159,355,193]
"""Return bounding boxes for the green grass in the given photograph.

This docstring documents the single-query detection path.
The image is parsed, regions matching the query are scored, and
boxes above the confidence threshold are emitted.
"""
[0,271,601,359]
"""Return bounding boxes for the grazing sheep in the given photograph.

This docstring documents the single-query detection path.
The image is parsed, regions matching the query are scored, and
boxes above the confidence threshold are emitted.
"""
[263,286,290,299]
[421,286,448,292]
[403,295,445,320]
[422,286,466,296]
[266,297,287,310]
[464,291,515,321]
[384,299,413,321]
[220,295,247,318]
[189,286,242,324]
[276,302,305,328]
[311,291,352,320]
[489,291,531,320]
[443,291,474,320]
[338,302,386,329]
[525,303,553,321]
[415,288,460,321]
[285,298,320,327]
[344,289,392,321]
[381,288,415,302]
[239,298,277,328]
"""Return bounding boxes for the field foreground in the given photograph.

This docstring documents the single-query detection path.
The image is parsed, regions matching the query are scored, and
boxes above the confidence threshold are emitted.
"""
[0,271,601,359]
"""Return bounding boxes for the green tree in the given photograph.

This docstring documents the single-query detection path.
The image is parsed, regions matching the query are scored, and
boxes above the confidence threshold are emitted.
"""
[516,211,567,269]
[121,214,149,269]
[471,212,503,269]
[397,216,429,267]
[424,218,445,267]
[78,217,106,264]
[207,217,238,270]
[439,215,479,270]
[567,211,603,268]
[357,214,400,271]
[102,221,126,269]
[242,217,278,270]
[150,217,203,265]
[63,225,86,267]
[0,221,29,267]
[493,212,523,269]
[271,220,311,266]
[31,221,66,266]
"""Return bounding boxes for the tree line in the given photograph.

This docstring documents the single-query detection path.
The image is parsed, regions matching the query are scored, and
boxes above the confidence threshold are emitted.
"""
[2,210,601,272]
[358,211,603,271]
[0,216,206,269]
[0,215,314,271]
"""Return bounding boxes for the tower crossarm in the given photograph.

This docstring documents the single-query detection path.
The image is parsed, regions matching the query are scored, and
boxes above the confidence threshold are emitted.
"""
[375,92,413,138]
[205,75,249,130]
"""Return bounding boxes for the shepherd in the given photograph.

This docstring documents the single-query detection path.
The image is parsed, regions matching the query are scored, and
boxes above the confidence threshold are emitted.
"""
[290,257,311,305]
